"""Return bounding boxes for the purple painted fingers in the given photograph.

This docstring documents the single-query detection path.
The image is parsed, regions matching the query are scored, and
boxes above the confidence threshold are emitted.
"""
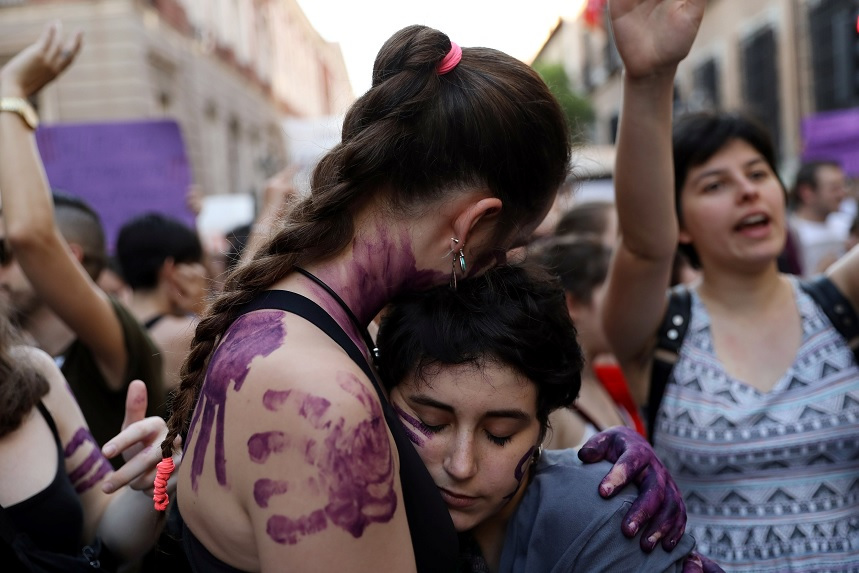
[682,552,725,573]
[578,426,686,552]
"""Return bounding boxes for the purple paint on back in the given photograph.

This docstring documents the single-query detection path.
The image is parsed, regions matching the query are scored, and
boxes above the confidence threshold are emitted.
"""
[298,395,331,428]
[262,372,398,545]
[189,311,286,490]
[253,478,289,508]
[262,389,292,411]
[319,373,397,538]
[248,431,289,464]
[267,511,328,545]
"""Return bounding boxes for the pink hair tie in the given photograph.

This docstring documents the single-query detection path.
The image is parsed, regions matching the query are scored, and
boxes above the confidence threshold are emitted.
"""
[437,42,462,75]
[153,457,175,511]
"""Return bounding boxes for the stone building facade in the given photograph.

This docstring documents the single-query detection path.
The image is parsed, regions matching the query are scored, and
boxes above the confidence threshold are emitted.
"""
[0,0,353,197]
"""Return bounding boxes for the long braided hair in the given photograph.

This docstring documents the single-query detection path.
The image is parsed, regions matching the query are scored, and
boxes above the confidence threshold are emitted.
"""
[160,24,572,461]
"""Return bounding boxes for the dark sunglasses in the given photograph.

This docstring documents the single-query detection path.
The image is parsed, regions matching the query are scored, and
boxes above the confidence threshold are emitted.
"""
[0,239,13,266]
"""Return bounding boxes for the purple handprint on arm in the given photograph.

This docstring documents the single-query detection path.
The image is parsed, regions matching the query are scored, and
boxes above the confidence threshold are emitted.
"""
[578,426,686,552]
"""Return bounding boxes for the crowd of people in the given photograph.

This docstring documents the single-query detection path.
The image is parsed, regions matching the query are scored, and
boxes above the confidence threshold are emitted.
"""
[0,1,856,572]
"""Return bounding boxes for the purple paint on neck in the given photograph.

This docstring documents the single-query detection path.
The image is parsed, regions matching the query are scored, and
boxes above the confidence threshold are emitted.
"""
[254,478,289,508]
[315,227,446,328]
[189,310,286,491]
[262,389,291,411]
[267,511,327,545]
[63,428,93,458]
[247,431,289,464]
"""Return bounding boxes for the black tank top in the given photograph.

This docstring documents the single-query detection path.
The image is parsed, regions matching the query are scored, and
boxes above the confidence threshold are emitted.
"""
[4,403,85,555]
[181,290,459,572]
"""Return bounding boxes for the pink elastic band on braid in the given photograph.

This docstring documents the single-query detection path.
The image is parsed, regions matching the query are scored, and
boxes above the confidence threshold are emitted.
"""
[437,42,462,75]
[153,457,175,511]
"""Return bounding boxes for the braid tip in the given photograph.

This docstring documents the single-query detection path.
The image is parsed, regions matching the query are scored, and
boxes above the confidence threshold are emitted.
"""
[153,456,175,511]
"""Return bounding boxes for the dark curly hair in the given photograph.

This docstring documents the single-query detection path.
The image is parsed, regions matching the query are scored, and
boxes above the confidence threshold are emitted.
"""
[376,263,583,434]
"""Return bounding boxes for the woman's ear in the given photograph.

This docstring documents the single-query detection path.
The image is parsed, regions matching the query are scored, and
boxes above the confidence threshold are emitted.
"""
[565,291,586,321]
[678,227,693,246]
[452,197,503,246]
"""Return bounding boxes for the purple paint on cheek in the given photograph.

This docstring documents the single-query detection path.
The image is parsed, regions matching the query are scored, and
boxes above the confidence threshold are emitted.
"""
[247,431,289,464]
[253,478,289,508]
[514,446,536,482]
[189,311,286,491]
[262,389,291,411]
[267,511,328,545]
[503,446,537,501]
[391,403,432,447]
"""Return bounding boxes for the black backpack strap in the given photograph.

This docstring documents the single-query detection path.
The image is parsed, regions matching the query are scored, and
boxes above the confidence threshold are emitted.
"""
[800,276,859,360]
[648,286,692,445]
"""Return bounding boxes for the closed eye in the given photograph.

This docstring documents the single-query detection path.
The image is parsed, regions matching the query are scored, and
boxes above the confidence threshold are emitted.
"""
[486,431,512,446]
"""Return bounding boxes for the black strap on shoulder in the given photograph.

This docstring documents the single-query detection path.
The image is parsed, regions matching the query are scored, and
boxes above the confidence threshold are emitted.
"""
[648,286,692,445]
[800,275,859,360]
[143,314,166,330]
[237,290,378,395]
[235,290,459,572]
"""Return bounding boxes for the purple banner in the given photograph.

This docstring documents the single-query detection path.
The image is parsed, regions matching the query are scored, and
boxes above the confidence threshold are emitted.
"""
[36,119,194,252]
[801,107,859,177]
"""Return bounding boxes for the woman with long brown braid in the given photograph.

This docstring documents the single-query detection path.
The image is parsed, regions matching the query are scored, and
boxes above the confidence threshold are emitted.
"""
[151,25,689,573]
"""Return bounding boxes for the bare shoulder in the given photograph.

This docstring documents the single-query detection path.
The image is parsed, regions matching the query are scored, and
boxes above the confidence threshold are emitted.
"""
[149,315,198,345]
[179,309,414,571]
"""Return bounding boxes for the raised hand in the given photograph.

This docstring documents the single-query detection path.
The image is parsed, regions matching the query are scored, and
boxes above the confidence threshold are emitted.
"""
[100,380,181,495]
[0,20,82,98]
[578,426,686,552]
[609,0,707,79]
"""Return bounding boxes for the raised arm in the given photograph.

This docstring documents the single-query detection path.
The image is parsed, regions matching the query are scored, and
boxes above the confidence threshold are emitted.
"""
[601,0,707,404]
[0,23,128,391]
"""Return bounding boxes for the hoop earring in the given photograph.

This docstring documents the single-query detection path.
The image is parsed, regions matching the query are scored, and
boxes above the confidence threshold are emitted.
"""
[449,238,466,290]
[532,444,543,464]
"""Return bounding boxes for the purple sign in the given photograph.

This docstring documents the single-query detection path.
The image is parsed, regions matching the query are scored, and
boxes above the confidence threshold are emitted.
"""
[801,107,859,177]
[36,119,194,252]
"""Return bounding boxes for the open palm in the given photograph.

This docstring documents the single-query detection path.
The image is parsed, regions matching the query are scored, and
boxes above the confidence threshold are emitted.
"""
[610,0,707,79]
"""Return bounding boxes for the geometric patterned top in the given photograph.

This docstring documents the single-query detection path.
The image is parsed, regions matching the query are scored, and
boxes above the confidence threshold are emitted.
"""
[654,279,859,572]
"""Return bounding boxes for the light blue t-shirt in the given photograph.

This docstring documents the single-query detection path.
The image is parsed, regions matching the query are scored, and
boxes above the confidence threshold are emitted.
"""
[499,450,697,572]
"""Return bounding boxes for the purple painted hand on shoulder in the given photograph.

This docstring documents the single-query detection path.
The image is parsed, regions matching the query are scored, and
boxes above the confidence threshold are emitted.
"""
[255,372,397,545]
[187,310,286,490]
[578,426,687,553]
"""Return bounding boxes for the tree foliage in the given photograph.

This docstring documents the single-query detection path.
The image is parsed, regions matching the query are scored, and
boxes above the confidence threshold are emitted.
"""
[533,62,594,141]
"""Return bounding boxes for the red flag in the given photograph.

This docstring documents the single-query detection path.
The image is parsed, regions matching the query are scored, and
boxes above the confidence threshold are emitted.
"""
[583,0,607,28]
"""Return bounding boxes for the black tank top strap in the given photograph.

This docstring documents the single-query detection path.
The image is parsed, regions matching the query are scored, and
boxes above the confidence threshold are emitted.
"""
[35,402,62,448]
[143,314,166,330]
[235,290,459,573]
